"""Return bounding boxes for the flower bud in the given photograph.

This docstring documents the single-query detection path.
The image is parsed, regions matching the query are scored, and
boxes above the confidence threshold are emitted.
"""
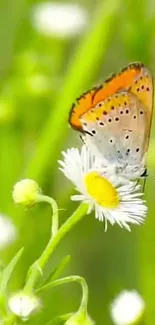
[12,179,41,207]
[65,310,95,325]
[8,291,40,320]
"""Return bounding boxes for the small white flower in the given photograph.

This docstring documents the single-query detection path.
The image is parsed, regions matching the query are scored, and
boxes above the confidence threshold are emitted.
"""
[0,215,17,249]
[110,290,145,325]
[8,291,40,320]
[31,2,88,38]
[59,145,147,231]
[12,179,41,207]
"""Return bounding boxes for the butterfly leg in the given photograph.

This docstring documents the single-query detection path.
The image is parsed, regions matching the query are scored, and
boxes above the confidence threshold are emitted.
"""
[140,168,148,193]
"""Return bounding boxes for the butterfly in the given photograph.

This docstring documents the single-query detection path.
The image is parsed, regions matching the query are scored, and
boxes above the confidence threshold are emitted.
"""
[69,62,154,179]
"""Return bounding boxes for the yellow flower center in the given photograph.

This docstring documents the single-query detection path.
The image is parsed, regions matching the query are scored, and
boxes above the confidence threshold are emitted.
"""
[84,171,120,208]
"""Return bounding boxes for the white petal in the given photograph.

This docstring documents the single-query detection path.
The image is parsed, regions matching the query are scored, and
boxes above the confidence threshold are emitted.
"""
[71,195,85,202]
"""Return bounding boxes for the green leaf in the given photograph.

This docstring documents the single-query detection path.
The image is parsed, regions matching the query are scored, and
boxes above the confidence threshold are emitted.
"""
[44,255,71,285]
[0,247,24,294]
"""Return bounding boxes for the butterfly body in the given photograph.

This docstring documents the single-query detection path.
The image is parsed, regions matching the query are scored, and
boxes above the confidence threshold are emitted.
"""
[69,63,153,179]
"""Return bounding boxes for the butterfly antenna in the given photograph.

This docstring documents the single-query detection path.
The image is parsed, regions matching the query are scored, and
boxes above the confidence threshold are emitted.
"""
[79,134,86,143]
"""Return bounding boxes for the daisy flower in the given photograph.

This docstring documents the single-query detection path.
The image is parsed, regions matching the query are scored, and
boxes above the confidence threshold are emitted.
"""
[59,145,147,231]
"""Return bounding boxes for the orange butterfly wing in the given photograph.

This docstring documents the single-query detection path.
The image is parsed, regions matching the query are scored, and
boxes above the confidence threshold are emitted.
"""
[68,88,98,131]
[129,67,153,132]
[69,62,153,133]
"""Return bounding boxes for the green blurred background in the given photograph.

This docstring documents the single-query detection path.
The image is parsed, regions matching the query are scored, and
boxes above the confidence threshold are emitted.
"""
[0,0,155,324]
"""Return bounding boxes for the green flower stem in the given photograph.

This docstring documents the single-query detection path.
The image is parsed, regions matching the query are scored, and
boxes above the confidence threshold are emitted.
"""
[24,203,88,292]
[36,275,88,311]
[37,194,59,237]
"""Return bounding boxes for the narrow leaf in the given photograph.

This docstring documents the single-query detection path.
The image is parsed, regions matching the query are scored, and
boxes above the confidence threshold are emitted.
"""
[0,247,24,293]
[46,255,71,284]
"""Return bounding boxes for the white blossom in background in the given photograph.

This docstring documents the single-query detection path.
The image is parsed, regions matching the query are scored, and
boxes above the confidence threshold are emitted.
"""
[0,215,17,250]
[31,2,88,38]
[110,290,145,325]
[8,291,41,320]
